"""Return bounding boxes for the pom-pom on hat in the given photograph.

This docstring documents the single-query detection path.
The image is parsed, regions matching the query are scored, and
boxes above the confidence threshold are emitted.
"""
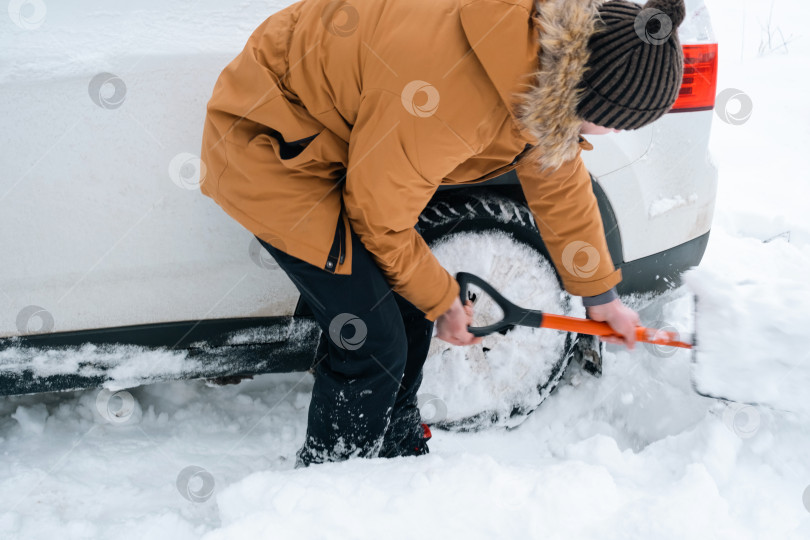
[576,0,686,130]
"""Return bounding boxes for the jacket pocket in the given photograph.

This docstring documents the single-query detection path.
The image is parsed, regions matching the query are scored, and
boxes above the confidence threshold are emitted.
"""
[264,127,319,160]
[252,128,348,178]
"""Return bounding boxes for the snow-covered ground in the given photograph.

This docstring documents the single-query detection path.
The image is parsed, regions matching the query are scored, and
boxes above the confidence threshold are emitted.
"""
[2,0,810,538]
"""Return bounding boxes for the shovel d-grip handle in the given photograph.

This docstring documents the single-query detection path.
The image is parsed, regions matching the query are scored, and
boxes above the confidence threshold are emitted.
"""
[456,272,543,337]
[456,272,693,349]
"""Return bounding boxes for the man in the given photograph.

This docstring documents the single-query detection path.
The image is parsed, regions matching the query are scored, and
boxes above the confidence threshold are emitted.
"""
[199,0,686,465]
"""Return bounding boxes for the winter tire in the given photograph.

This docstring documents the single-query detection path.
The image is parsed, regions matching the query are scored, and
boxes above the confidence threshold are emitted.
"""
[418,191,582,431]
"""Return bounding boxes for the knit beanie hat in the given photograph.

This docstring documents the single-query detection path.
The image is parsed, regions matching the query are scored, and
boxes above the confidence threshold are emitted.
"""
[576,0,686,130]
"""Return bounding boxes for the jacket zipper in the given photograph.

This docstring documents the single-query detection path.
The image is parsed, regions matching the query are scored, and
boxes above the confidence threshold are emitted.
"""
[325,215,345,273]
[338,217,346,264]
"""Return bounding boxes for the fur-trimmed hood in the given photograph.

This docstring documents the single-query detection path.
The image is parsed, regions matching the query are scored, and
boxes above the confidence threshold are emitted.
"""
[517,0,605,171]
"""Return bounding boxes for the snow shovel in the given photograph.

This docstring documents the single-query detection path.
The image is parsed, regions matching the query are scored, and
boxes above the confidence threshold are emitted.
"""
[458,271,810,415]
[456,272,692,349]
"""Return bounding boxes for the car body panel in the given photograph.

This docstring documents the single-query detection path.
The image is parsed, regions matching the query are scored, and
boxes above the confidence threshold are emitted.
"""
[588,110,718,263]
[0,56,301,338]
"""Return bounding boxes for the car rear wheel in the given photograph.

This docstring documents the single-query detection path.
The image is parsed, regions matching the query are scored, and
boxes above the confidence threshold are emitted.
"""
[418,192,582,431]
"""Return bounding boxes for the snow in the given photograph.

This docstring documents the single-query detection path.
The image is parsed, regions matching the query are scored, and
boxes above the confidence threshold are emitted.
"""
[648,193,698,217]
[0,316,320,393]
[0,342,194,382]
[219,317,318,347]
[0,0,274,83]
[2,0,810,538]
[686,231,810,414]
[423,230,573,426]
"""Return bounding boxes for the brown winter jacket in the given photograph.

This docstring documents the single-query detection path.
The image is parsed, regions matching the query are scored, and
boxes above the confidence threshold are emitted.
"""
[200,0,622,321]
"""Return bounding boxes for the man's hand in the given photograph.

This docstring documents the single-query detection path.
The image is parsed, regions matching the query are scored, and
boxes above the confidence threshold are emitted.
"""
[586,298,641,350]
[436,298,482,346]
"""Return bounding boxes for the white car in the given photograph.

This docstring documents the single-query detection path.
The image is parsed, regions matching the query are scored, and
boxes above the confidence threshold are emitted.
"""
[0,0,717,427]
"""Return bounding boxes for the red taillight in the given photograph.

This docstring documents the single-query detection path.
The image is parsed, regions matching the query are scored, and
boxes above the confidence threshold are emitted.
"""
[670,43,718,113]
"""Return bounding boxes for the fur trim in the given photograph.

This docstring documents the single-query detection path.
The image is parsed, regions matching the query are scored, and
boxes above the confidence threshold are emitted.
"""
[517,0,604,171]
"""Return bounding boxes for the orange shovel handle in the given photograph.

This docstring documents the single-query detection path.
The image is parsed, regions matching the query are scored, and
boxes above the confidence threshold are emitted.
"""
[456,272,693,349]
[541,314,693,349]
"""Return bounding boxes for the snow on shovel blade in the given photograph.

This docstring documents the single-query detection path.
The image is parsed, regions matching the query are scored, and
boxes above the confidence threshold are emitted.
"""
[685,256,810,415]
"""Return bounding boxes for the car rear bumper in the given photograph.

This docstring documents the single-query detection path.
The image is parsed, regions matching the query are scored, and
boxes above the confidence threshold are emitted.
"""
[616,231,710,295]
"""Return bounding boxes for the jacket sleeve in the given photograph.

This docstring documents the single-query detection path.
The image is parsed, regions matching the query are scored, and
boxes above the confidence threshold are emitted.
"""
[343,90,460,321]
[515,143,622,297]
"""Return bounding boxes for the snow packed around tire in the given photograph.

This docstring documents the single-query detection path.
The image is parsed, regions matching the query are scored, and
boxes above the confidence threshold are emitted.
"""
[421,230,575,428]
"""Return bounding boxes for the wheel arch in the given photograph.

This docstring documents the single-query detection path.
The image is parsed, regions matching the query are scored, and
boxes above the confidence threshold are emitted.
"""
[428,173,625,289]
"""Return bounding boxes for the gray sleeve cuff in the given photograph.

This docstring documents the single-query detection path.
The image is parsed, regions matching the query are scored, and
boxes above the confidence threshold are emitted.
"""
[582,287,619,307]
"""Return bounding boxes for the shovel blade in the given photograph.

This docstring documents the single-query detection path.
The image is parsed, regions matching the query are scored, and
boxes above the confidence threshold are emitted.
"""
[687,268,810,415]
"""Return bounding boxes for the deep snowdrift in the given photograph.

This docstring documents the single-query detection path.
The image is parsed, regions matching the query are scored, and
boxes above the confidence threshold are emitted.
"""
[2,0,810,538]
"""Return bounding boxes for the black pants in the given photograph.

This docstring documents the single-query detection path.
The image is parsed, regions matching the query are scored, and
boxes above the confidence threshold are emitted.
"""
[257,229,434,465]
